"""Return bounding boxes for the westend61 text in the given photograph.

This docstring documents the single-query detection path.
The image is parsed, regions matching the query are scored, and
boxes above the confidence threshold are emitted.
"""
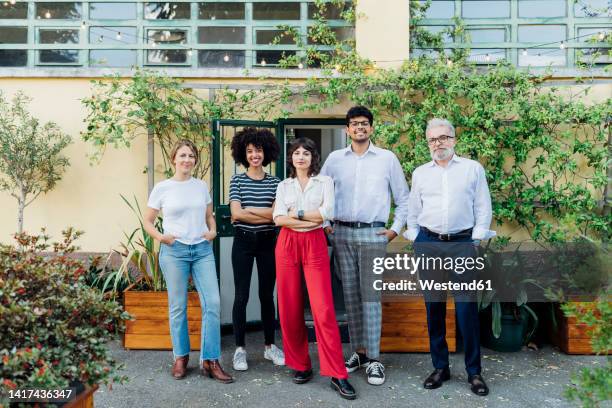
[373,279,493,292]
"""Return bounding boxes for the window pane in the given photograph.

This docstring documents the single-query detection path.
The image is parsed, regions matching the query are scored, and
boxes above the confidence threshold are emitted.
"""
[147,49,188,63]
[90,3,137,19]
[39,29,79,44]
[467,49,506,63]
[307,2,350,19]
[0,3,28,18]
[90,49,137,66]
[519,0,566,18]
[39,49,79,63]
[574,0,612,17]
[198,27,245,44]
[308,26,354,44]
[462,1,510,18]
[90,27,137,44]
[144,3,190,19]
[35,3,82,20]
[0,49,27,66]
[199,3,245,19]
[147,29,187,44]
[467,28,506,43]
[519,49,566,66]
[257,29,296,45]
[255,50,296,65]
[518,25,565,43]
[577,28,611,63]
[253,3,300,20]
[0,27,27,44]
[421,25,453,42]
[198,50,244,67]
[420,0,454,19]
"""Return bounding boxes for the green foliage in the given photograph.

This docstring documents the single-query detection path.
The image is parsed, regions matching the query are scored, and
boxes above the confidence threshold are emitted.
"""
[81,69,212,179]
[0,229,131,404]
[561,294,612,407]
[0,91,71,234]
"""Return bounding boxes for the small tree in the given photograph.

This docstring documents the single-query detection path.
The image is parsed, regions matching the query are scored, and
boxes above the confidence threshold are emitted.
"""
[0,91,71,234]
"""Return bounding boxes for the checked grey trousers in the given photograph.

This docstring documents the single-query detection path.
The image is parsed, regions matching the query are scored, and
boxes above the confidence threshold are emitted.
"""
[330,225,388,359]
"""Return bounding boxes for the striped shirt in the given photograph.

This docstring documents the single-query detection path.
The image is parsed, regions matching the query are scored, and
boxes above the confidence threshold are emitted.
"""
[229,172,280,232]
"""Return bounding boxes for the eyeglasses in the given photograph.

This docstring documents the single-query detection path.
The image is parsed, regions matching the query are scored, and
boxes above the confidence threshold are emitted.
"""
[427,135,454,145]
[348,121,371,128]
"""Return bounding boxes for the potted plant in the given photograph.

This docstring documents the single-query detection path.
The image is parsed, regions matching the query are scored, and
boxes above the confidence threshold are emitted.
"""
[0,229,130,407]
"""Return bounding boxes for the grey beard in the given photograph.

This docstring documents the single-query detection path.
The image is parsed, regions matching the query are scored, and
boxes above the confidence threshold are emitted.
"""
[432,147,454,161]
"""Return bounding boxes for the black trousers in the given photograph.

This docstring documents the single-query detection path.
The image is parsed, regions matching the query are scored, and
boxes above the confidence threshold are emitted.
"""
[231,228,278,347]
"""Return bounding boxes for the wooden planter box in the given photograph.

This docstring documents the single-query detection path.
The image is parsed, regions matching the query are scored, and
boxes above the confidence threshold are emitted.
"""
[123,291,202,350]
[65,385,98,408]
[381,297,456,352]
[552,302,608,355]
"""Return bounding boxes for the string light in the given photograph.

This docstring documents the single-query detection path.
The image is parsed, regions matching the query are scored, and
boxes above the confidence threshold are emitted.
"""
[116,32,122,40]
[151,41,156,47]
[3,2,9,6]
[484,53,491,62]
[9,0,15,4]
[559,41,565,49]
[98,35,104,43]
[598,31,605,41]
[80,21,86,29]
[187,49,193,56]
[44,10,51,18]
[522,49,528,56]
[223,54,230,62]
[297,62,304,69]
[260,58,267,66]
[446,58,453,66]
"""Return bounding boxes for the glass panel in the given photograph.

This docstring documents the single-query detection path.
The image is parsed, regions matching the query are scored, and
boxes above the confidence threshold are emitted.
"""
[518,0,566,18]
[519,49,566,66]
[0,27,27,44]
[90,27,137,44]
[198,27,245,44]
[257,29,296,45]
[467,28,506,43]
[198,50,245,67]
[147,29,187,44]
[0,49,27,66]
[90,2,137,20]
[39,49,79,63]
[253,2,300,20]
[144,3,190,19]
[462,1,510,18]
[35,3,82,20]
[574,0,612,17]
[0,3,28,18]
[518,25,565,43]
[467,49,506,63]
[420,0,454,18]
[199,3,245,20]
[577,27,611,63]
[421,25,453,42]
[307,2,350,19]
[255,50,296,65]
[39,29,79,44]
[307,27,354,44]
[147,49,188,63]
[90,49,137,66]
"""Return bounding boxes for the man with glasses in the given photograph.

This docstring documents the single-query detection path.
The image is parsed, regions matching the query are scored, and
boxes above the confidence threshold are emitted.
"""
[404,118,494,397]
[320,106,410,386]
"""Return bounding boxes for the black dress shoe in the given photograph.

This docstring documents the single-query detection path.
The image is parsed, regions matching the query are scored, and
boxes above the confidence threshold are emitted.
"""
[423,368,451,389]
[468,374,489,396]
[330,378,356,400]
[293,369,313,384]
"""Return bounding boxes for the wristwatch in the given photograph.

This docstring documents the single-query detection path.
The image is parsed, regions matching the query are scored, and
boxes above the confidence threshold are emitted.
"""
[297,209,305,220]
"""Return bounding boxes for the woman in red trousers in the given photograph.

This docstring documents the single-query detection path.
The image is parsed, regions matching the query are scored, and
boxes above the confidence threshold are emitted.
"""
[273,137,356,400]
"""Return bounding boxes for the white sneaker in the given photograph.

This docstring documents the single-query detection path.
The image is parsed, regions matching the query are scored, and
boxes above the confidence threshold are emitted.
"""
[233,348,248,371]
[366,361,385,385]
[263,344,285,366]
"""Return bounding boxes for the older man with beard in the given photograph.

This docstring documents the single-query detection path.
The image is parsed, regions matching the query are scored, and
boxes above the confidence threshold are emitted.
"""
[404,118,495,397]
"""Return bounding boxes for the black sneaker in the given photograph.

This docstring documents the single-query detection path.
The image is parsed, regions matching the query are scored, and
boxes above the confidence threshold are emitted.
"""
[330,378,357,400]
[293,369,313,384]
[365,360,385,385]
[345,352,370,373]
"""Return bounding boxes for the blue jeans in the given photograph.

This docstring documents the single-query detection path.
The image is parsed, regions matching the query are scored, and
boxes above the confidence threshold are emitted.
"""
[159,240,221,362]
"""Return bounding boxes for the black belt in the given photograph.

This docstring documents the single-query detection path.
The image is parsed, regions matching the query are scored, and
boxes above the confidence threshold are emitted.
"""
[234,227,277,237]
[335,221,386,229]
[420,227,473,241]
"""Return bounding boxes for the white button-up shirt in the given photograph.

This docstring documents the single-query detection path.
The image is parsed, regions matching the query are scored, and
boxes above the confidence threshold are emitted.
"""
[320,142,410,234]
[273,175,334,232]
[404,155,496,241]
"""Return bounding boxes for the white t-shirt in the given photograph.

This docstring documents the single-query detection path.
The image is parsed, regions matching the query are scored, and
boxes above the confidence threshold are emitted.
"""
[147,177,212,245]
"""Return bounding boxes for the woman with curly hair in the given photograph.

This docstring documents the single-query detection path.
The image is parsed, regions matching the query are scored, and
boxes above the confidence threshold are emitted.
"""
[229,127,285,371]
[273,137,356,400]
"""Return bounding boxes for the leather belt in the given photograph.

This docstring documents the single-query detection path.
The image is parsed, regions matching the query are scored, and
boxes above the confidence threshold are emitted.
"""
[235,227,277,237]
[335,221,386,229]
[420,227,473,241]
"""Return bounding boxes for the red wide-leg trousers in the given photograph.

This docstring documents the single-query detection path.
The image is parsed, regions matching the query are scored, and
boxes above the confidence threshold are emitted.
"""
[275,227,348,379]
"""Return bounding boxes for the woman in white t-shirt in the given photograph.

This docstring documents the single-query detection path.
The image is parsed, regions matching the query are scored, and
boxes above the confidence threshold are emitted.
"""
[144,140,233,383]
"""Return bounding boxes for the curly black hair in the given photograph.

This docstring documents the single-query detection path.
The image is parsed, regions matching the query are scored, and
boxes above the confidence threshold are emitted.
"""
[286,137,321,178]
[230,127,280,168]
[346,105,374,126]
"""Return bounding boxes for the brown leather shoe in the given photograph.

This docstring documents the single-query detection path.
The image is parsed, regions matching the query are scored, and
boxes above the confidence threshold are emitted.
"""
[201,359,234,384]
[172,355,189,380]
